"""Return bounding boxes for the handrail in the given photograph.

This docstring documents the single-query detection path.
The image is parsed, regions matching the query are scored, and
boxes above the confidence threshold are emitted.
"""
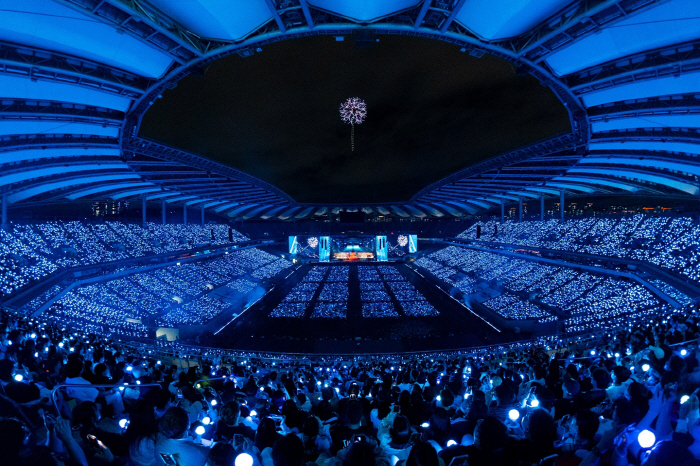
[50,383,162,414]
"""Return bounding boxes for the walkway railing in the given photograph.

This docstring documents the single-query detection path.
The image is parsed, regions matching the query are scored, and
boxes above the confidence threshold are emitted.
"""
[50,383,161,413]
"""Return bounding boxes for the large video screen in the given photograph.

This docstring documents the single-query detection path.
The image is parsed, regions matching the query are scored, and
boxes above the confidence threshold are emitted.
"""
[289,234,415,260]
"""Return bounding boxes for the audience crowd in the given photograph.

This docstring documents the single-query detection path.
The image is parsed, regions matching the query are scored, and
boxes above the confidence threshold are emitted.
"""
[1,303,699,466]
[418,246,675,331]
[270,265,438,320]
[31,249,290,333]
[458,215,700,284]
[0,221,248,297]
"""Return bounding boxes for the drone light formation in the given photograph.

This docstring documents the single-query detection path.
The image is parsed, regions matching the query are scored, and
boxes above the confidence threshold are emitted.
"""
[339,97,367,151]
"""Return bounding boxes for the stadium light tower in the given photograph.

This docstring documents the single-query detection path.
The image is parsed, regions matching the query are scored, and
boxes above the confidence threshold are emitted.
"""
[339,97,367,151]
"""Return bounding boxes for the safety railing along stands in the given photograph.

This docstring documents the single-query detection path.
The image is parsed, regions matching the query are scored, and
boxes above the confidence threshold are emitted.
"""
[51,383,162,413]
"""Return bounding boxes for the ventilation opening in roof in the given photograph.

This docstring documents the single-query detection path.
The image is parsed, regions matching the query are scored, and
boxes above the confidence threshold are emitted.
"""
[139,35,571,204]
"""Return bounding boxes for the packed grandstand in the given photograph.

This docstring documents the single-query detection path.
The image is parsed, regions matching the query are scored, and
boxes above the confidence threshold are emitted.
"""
[4,0,700,465]
[2,213,700,466]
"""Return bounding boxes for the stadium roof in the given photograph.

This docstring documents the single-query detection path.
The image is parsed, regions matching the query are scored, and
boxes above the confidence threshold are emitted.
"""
[0,0,698,220]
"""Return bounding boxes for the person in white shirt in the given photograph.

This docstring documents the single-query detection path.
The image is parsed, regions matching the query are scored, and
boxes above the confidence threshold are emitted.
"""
[64,359,98,404]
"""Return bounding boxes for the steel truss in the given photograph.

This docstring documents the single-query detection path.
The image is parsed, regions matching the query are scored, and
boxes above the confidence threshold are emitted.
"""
[0,40,148,97]
[567,39,700,95]
[591,128,700,144]
[0,135,119,152]
[588,94,700,118]
[0,99,125,122]
[412,133,581,201]
[126,137,294,204]
[499,0,672,62]
[52,0,229,64]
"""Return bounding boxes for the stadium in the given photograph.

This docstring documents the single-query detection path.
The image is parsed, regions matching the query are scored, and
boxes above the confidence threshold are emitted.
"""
[1,1,700,465]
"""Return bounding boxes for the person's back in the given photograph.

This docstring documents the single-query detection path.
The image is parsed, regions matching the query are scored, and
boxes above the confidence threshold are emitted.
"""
[331,400,375,453]
[458,416,512,466]
[154,407,209,466]
[214,401,256,442]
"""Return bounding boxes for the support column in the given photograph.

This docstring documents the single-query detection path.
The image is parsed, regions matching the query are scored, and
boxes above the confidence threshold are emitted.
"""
[162,199,166,224]
[540,195,545,221]
[518,198,523,222]
[500,200,505,223]
[1,192,7,231]
[142,196,147,226]
[201,205,205,225]
[560,190,565,222]
[183,205,188,225]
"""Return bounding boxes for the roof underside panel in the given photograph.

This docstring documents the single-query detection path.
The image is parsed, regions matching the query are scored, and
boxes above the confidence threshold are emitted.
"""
[0,120,119,138]
[589,140,700,156]
[456,0,573,41]
[148,0,272,41]
[551,176,640,192]
[545,182,596,193]
[545,0,700,76]
[0,163,130,187]
[591,114,700,132]
[581,72,700,108]
[309,0,420,22]
[0,0,173,78]
[112,188,160,199]
[579,156,700,176]
[67,181,151,199]
[8,173,141,203]
[567,167,699,194]
[0,74,133,111]
[0,147,121,164]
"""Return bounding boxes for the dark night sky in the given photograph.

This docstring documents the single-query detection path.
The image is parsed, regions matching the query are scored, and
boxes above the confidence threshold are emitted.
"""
[139,35,571,204]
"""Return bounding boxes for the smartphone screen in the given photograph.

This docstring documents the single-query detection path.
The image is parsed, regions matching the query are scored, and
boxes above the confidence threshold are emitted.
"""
[86,434,99,449]
[159,453,177,465]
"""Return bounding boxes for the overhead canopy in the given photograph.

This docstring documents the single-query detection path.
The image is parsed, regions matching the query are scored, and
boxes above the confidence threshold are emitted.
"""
[0,0,698,219]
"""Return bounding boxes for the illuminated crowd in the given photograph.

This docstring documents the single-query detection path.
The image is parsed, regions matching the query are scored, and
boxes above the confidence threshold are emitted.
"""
[0,221,248,297]
[458,215,700,284]
[418,246,684,332]
[35,249,290,333]
[270,265,439,320]
[1,302,699,466]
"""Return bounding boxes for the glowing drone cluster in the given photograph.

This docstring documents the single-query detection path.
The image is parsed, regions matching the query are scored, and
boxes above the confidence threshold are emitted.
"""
[339,97,367,151]
[397,235,408,247]
[339,97,367,125]
[308,237,319,248]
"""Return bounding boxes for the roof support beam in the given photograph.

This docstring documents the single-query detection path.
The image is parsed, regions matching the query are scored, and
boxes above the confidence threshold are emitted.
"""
[0,99,124,122]
[412,133,580,202]
[439,0,467,33]
[298,0,314,28]
[550,175,642,192]
[129,138,294,204]
[6,173,142,203]
[414,0,431,29]
[579,156,700,177]
[0,135,118,152]
[506,0,672,62]
[265,0,288,33]
[0,40,148,97]
[567,167,699,194]
[51,0,215,64]
[588,94,700,118]
[591,128,700,145]
[567,39,700,94]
